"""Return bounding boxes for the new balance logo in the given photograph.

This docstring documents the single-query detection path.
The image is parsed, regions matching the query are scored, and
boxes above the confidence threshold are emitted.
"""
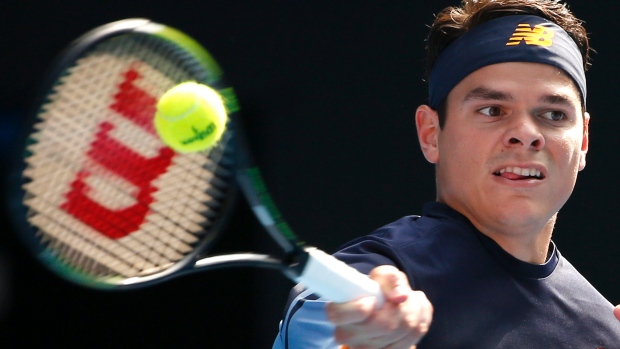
[506,23,554,47]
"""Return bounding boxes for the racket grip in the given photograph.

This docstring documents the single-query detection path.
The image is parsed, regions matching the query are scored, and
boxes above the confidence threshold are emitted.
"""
[294,247,384,307]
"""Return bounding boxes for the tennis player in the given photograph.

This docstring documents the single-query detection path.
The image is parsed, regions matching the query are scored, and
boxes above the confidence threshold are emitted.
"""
[273,0,620,347]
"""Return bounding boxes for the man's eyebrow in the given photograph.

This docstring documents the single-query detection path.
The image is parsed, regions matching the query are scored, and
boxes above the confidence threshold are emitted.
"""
[539,93,577,107]
[463,86,513,102]
[464,87,579,108]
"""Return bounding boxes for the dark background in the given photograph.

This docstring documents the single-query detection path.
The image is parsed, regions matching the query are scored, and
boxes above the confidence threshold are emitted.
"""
[0,0,618,347]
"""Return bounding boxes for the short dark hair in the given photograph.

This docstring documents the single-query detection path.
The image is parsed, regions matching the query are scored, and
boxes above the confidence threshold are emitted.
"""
[425,0,592,127]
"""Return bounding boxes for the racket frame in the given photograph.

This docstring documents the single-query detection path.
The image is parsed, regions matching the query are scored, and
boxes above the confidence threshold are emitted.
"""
[7,19,384,305]
[8,18,245,289]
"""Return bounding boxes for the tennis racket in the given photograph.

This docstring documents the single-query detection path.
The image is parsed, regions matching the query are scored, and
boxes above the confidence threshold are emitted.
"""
[7,18,383,304]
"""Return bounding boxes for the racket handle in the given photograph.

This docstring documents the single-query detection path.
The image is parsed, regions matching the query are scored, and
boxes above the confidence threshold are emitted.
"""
[294,247,385,307]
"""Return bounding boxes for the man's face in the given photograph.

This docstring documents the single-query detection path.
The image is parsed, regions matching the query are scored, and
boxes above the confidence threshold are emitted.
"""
[420,62,589,237]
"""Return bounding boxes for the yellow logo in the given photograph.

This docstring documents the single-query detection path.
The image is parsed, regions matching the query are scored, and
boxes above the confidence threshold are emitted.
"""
[506,23,554,47]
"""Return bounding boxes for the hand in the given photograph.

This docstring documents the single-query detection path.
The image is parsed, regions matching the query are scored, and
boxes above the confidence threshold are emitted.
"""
[325,265,433,349]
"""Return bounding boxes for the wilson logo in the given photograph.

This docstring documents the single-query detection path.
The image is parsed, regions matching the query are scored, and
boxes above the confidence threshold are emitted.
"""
[61,68,175,239]
[506,23,554,47]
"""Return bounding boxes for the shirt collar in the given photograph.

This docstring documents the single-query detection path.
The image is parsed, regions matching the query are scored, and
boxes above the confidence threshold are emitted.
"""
[422,201,559,279]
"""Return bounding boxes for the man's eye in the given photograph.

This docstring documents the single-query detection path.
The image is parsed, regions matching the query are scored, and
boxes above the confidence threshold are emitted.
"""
[478,106,502,117]
[540,110,566,121]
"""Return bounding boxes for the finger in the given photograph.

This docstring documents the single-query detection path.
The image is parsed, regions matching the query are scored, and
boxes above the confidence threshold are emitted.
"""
[371,291,433,337]
[383,329,422,349]
[333,301,407,346]
[381,302,431,349]
[326,296,378,326]
[337,324,414,349]
[614,305,620,321]
[335,300,426,347]
[369,265,411,304]
[405,290,433,338]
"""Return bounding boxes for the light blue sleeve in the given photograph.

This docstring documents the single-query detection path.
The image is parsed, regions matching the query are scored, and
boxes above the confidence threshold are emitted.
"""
[272,288,341,349]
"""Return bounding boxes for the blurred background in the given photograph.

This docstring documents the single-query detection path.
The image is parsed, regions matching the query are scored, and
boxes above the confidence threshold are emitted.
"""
[0,0,618,347]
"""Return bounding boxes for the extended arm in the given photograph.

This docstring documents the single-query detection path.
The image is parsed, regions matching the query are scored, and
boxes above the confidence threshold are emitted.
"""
[273,265,433,349]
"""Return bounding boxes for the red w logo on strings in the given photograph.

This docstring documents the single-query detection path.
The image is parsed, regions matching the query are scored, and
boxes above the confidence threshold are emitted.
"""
[61,68,174,239]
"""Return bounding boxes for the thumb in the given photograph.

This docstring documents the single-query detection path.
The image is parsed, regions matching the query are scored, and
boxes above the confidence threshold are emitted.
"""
[614,305,620,321]
[369,265,411,304]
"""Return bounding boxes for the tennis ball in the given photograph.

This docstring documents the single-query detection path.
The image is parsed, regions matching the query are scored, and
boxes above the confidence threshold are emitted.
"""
[154,82,227,153]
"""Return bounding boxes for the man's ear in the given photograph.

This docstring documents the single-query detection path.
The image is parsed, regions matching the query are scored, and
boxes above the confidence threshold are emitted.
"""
[579,112,590,171]
[415,105,440,164]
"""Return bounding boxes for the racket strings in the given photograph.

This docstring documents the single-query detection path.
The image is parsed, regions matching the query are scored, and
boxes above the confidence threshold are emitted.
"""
[25,148,231,278]
[26,143,232,274]
[23,33,235,280]
[26,122,231,213]
[24,128,229,222]
[25,124,228,274]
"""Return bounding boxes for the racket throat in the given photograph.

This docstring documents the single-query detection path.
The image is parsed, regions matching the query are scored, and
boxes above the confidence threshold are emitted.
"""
[280,247,311,279]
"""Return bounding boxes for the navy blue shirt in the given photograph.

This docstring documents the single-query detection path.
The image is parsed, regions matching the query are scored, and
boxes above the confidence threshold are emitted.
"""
[274,202,620,348]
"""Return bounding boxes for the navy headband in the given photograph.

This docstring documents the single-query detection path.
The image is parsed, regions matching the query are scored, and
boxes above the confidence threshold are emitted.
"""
[428,15,586,109]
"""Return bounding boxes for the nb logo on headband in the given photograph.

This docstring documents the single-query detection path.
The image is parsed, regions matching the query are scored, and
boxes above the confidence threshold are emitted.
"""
[506,24,554,47]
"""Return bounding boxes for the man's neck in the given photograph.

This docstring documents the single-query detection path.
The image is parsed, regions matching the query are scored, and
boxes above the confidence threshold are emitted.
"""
[487,232,552,264]
[477,217,556,264]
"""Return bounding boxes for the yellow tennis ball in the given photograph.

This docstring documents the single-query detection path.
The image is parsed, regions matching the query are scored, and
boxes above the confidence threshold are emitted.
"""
[154,82,227,153]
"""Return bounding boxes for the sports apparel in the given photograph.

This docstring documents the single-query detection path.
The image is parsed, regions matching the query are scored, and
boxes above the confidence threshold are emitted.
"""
[428,15,587,109]
[273,202,620,348]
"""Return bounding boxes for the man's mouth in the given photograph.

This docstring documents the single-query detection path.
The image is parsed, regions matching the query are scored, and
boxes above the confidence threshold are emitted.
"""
[493,166,544,180]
